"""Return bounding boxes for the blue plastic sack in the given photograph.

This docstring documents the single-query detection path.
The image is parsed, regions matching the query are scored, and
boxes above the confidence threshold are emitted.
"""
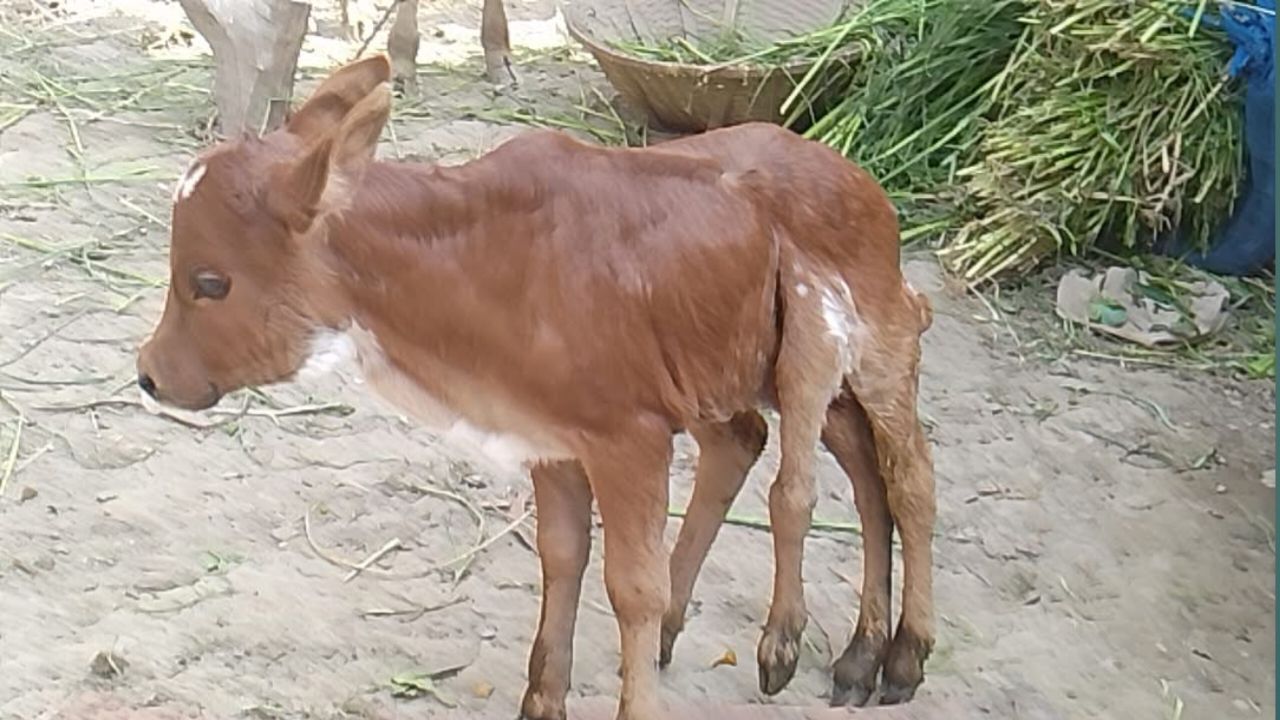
[1166,0,1275,276]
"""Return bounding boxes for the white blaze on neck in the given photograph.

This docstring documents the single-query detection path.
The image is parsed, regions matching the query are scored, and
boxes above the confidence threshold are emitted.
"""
[172,160,207,203]
[297,322,567,476]
[298,329,358,380]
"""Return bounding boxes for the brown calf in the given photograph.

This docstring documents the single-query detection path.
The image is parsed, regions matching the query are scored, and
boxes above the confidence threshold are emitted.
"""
[136,56,936,720]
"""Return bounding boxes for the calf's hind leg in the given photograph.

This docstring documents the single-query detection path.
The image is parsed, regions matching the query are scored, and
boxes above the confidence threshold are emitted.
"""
[822,389,894,707]
[850,324,936,705]
[757,281,848,696]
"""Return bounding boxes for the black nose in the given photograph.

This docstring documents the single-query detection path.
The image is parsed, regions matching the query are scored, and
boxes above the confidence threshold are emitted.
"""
[138,373,157,398]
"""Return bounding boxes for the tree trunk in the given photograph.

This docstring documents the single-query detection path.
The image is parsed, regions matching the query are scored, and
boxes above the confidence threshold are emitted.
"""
[177,0,311,136]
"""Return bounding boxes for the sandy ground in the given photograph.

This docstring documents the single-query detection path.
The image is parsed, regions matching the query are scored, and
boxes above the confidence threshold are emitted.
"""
[0,1,1275,719]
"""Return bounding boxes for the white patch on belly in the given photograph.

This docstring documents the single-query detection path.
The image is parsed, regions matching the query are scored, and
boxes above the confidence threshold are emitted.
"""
[172,160,207,203]
[436,421,558,475]
[298,322,567,476]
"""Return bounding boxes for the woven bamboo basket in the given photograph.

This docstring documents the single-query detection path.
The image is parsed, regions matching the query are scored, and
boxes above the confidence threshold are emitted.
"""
[563,0,852,133]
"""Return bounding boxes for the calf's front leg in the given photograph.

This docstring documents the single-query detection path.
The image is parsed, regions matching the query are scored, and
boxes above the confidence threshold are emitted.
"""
[521,461,594,720]
[582,428,672,720]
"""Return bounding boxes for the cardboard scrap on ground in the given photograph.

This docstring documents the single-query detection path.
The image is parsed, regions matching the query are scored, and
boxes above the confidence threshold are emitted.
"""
[1055,267,1230,348]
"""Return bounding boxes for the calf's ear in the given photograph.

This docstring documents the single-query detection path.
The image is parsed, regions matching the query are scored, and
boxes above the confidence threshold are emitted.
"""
[264,82,390,235]
[331,82,392,168]
[286,55,392,142]
[266,135,334,234]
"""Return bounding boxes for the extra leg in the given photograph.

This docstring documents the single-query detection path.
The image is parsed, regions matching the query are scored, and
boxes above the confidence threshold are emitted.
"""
[582,426,673,720]
[521,461,595,720]
[661,411,767,667]
[822,390,894,707]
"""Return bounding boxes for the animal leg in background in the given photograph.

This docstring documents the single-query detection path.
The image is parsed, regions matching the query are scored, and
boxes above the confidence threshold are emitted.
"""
[387,0,420,95]
[481,0,515,84]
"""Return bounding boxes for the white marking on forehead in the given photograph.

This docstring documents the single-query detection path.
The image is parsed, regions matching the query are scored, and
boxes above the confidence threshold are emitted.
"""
[796,282,810,298]
[172,160,207,203]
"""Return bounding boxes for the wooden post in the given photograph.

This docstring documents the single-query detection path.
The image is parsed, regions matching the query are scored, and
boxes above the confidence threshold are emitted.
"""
[177,0,311,136]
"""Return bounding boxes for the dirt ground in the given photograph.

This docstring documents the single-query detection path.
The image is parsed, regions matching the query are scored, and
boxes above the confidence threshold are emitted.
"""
[0,1,1275,719]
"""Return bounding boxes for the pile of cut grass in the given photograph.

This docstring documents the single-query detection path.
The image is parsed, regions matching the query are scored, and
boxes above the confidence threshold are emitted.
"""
[939,0,1243,282]
[607,20,861,68]
[783,0,1245,284]
[783,0,1026,242]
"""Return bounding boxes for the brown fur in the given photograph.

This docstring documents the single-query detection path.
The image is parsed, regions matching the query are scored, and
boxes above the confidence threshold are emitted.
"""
[136,55,936,720]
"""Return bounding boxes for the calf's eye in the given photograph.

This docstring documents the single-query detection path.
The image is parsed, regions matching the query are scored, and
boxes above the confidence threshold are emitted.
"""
[192,270,231,301]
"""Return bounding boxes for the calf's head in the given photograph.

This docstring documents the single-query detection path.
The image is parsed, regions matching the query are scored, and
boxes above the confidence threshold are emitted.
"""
[136,55,394,410]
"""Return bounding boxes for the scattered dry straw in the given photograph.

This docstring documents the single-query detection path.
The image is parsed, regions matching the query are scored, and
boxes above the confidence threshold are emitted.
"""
[303,489,533,583]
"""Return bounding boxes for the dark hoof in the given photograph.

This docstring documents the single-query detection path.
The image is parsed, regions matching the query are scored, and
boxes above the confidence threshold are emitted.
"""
[879,629,931,706]
[659,623,679,669]
[391,75,418,99]
[485,55,518,87]
[756,627,801,696]
[879,680,919,706]
[830,631,887,707]
[519,695,566,720]
[831,680,875,708]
